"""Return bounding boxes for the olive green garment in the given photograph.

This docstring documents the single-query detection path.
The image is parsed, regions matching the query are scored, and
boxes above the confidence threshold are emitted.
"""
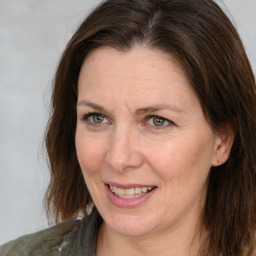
[0,211,101,256]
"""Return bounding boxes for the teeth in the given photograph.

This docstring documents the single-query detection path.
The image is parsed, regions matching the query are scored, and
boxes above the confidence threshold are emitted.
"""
[116,187,124,195]
[126,188,134,195]
[109,185,153,198]
[142,187,147,193]
[135,187,141,194]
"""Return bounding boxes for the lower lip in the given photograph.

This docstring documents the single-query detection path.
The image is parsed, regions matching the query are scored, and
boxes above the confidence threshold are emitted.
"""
[105,185,157,208]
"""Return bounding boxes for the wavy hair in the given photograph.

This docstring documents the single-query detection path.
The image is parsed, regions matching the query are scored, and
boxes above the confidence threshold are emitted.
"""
[44,0,256,255]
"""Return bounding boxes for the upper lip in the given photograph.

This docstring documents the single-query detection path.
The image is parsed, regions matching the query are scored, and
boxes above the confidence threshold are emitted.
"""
[106,182,157,189]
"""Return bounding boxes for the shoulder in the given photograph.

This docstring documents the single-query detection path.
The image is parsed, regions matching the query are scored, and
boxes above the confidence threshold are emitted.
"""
[0,219,81,256]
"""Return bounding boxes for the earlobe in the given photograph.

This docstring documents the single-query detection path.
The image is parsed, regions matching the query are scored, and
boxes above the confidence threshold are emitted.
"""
[211,123,236,167]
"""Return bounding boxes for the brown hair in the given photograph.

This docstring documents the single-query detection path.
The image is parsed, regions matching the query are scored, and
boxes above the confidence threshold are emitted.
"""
[44,0,256,255]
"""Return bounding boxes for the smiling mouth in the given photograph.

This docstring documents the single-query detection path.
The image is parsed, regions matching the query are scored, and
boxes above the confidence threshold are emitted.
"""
[108,185,156,199]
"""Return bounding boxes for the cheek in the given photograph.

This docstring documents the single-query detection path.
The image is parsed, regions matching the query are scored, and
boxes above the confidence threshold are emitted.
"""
[147,136,214,214]
[75,130,107,175]
[145,133,215,183]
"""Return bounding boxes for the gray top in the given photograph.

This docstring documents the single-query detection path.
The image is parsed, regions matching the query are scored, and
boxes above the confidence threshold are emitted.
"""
[0,211,101,256]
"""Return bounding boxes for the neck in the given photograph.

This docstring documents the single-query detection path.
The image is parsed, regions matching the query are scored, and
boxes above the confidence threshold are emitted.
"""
[96,218,206,256]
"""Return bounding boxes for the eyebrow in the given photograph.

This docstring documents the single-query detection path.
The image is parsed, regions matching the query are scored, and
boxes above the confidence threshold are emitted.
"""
[135,105,184,114]
[77,100,106,112]
[77,100,185,114]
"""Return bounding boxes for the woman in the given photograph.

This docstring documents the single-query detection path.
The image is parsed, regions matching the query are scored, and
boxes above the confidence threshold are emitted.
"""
[1,0,256,255]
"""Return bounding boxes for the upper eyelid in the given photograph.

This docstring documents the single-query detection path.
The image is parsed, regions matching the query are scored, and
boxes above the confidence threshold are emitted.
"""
[81,113,169,120]
[145,114,171,122]
[81,112,105,118]
[146,114,165,119]
[80,112,173,124]
[81,112,111,124]
[146,115,175,127]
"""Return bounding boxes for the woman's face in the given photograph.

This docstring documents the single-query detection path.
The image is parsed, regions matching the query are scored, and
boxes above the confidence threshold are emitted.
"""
[76,46,227,238]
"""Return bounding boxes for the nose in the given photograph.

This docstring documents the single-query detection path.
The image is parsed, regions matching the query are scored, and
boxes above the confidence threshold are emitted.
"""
[105,126,144,172]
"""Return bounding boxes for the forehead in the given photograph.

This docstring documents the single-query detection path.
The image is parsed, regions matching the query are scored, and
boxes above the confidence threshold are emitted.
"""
[78,46,189,89]
[77,46,200,113]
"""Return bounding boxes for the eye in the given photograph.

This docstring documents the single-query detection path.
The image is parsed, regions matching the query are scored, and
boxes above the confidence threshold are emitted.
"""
[147,115,173,128]
[90,114,105,123]
[151,117,167,126]
[82,112,109,126]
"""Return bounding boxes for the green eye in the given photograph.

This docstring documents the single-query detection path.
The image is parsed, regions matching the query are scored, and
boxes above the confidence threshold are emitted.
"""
[82,112,110,128]
[92,114,105,123]
[147,115,172,129]
[152,117,166,126]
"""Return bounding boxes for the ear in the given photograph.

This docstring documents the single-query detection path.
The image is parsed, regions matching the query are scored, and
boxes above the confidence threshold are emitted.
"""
[211,122,236,167]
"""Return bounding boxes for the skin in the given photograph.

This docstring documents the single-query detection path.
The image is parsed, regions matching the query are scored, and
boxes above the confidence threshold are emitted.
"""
[75,46,234,256]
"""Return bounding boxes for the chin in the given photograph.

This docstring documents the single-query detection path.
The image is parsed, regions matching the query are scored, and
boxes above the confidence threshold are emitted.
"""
[112,225,153,238]
[104,212,157,237]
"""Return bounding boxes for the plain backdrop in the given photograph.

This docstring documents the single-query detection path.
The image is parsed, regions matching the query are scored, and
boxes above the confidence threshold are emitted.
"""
[0,0,255,245]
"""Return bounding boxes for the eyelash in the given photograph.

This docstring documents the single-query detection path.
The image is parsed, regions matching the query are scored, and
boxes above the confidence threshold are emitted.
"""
[81,112,109,127]
[145,115,174,130]
[81,112,174,130]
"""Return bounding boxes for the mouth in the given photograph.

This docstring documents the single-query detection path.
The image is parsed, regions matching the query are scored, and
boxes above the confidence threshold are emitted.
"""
[107,184,156,199]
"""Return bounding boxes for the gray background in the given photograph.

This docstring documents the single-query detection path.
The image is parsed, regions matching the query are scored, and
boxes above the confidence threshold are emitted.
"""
[0,0,255,245]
